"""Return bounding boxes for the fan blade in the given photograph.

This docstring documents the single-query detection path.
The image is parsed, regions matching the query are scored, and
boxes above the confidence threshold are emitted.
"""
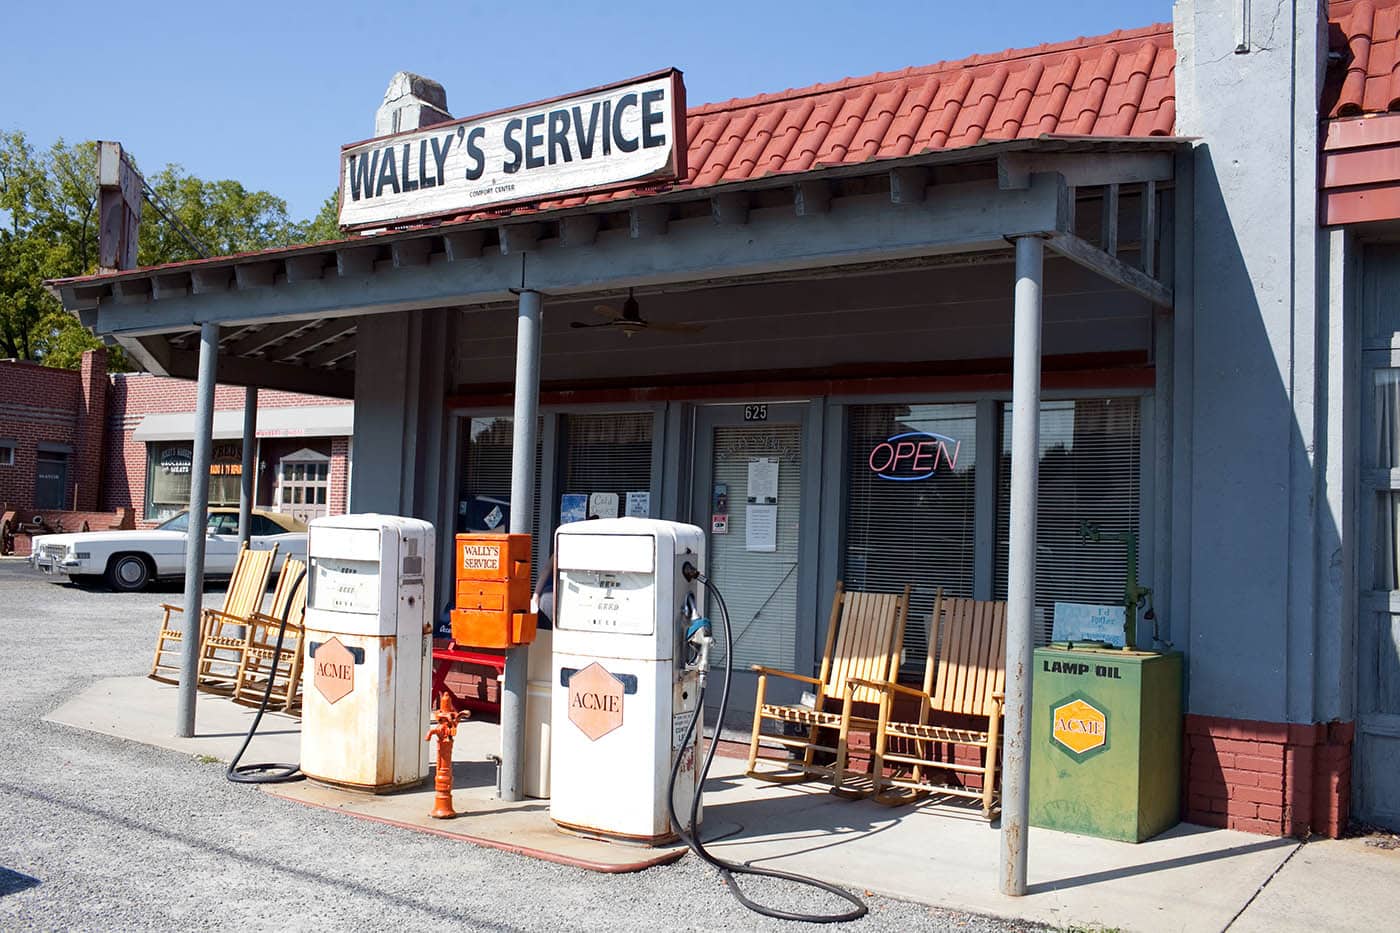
[646,321,707,334]
[569,320,612,329]
[585,304,625,321]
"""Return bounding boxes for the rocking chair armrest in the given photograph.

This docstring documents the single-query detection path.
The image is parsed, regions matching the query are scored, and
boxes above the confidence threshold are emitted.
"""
[159,603,184,614]
[846,677,930,700]
[248,610,304,630]
[749,666,822,686]
[202,607,253,624]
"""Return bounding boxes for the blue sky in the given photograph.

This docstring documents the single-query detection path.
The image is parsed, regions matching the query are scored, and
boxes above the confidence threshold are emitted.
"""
[3,0,1172,221]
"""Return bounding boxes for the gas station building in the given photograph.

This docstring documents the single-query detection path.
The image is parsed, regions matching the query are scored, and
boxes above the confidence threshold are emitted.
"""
[48,0,1400,844]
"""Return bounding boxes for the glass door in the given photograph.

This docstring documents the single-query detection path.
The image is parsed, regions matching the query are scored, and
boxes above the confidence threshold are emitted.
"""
[691,404,813,725]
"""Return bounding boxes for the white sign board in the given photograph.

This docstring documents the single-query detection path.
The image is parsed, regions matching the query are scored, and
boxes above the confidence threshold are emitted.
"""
[339,70,686,229]
[1051,602,1127,647]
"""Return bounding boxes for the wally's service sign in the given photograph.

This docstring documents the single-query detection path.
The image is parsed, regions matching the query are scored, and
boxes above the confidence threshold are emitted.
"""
[339,70,687,229]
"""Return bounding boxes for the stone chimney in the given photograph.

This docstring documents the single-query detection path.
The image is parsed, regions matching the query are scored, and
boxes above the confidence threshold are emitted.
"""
[376,72,452,137]
[74,348,108,510]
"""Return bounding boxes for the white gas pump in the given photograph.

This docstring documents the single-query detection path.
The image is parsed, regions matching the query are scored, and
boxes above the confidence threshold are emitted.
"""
[301,514,434,793]
[550,518,705,843]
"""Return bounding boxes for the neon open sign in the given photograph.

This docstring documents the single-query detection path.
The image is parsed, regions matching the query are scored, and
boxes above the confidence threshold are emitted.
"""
[867,432,962,481]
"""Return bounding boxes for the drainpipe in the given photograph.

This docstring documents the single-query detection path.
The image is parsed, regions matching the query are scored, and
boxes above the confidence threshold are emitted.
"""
[1000,235,1043,896]
[500,288,542,801]
[176,321,219,738]
[238,387,257,545]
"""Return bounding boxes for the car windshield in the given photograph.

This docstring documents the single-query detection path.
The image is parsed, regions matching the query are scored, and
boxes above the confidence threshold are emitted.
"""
[156,513,189,532]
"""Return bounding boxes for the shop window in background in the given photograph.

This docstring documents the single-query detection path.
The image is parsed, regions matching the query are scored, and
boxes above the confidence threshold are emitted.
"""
[556,412,654,525]
[994,398,1142,644]
[843,403,978,670]
[277,453,331,523]
[145,441,242,521]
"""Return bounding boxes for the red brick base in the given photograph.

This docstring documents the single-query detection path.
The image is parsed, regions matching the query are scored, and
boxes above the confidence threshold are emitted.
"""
[1184,714,1354,838]
[3,508,135,557]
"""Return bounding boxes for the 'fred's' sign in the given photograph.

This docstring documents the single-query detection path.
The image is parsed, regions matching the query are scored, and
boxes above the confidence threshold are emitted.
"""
[339,70,686,229]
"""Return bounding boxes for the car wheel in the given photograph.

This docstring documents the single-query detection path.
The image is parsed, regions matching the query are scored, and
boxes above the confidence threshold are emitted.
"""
[106,553,152,592]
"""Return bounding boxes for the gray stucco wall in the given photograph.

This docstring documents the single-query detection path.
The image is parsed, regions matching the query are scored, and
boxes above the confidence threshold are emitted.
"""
[1174,0,1340,723]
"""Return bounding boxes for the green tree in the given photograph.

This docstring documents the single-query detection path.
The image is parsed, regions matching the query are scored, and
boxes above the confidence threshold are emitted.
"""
[0,130,343,369]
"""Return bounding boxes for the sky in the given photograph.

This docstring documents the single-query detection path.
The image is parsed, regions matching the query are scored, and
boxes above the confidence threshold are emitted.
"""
[2,0,1173,222]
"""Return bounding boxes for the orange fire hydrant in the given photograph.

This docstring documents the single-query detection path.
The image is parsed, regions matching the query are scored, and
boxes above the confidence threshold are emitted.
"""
[425,691,468,819]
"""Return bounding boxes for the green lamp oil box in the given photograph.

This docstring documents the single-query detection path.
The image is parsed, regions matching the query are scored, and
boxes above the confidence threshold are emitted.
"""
[1030,646,1183,842]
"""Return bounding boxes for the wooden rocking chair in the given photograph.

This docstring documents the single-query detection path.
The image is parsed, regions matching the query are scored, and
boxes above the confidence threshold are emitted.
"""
[150,543,278,685]
[231,556,308,712]
[853,596,1007,819]
[745,582,910,793]
[197,545,289,691]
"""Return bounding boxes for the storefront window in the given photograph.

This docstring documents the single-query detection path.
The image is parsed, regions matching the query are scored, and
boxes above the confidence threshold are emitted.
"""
[145,441,242,521]
[994,398,1142,644]
[556,412,654,524]
[843,403,978,668]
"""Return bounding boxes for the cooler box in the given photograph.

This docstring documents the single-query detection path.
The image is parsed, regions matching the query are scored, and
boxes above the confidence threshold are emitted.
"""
[1030,646,1183,842]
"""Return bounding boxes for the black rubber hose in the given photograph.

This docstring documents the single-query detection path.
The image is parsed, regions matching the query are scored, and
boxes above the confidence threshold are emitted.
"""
[667,570,868,924]
[226,568,307,785]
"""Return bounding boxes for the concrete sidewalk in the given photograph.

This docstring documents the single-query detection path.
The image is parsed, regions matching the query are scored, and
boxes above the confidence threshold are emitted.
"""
[47,675,1400,932]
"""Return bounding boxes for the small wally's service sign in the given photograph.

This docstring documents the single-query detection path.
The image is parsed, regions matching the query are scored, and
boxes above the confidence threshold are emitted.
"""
[339,70,686,229]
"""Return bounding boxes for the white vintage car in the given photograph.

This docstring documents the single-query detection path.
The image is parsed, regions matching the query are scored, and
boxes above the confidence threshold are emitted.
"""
[30,507,307,592]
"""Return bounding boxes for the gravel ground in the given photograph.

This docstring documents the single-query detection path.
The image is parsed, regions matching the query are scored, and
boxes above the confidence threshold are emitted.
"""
[0,561,1045,933]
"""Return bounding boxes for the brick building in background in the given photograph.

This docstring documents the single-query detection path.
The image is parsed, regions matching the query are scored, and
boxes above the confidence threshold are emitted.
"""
[1,348,352,549]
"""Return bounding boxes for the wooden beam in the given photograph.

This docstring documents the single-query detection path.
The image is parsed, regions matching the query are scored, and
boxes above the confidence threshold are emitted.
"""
[556,214,598,248]
[302,335,358,368]
[1141,180,1157,277]
[498,222,542,255]
[224,320,308,357]
[1046,231,1172,309]
[266,319,358,362]
[629,204,669,238]
[710,192,750,225]
[163,347,355,398]
[794,180,831,217]
[997,151,1174,190]
[444,230,485,262]
[1101,183,1120,256]
[890,167,929,204]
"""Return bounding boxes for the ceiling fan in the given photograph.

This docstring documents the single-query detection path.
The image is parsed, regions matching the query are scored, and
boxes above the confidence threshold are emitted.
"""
[569,289,705,337]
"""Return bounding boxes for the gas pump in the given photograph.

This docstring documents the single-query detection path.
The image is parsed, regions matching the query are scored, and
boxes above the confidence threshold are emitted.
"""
[549,518,705,843]
[300,514,435,793]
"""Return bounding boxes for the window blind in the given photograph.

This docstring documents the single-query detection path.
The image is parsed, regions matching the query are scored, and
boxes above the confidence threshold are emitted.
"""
[557,412,654,522]
[458,416,543,582]
[842,403,978,672]
[709,424,802,672]
[994,398,1142,645]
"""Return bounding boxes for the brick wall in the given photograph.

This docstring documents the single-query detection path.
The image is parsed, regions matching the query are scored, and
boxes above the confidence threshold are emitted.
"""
[5,508,135,557]
[329,437,351,515]
[0,356,91,514]
[1184,714,1355,838]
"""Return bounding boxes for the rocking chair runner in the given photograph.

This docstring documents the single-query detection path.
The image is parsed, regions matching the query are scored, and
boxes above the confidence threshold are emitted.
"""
[149,542,278,685]
[230,555,308,711]
[851,596,1008,819]
[745,582,910,792]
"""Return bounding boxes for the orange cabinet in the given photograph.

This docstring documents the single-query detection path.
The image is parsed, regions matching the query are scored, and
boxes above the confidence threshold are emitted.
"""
[450,533,537,648]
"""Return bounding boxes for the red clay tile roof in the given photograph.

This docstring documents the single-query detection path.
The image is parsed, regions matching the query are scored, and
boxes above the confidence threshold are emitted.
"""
[528,23,1176,214]
[1327,0,1400,116]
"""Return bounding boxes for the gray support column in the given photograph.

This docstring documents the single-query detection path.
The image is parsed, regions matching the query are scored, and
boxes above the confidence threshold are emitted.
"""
[1000,235,1043,897]
[501,288,542,801]
[176,322,219,737]
[238,387,257,545]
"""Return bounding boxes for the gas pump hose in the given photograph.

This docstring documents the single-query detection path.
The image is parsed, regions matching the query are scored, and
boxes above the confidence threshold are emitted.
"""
[226,568,306,785]
[667,566,868,924]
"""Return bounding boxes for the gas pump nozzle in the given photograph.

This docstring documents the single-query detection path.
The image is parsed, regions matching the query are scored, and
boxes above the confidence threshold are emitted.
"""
[682,591,714,684]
